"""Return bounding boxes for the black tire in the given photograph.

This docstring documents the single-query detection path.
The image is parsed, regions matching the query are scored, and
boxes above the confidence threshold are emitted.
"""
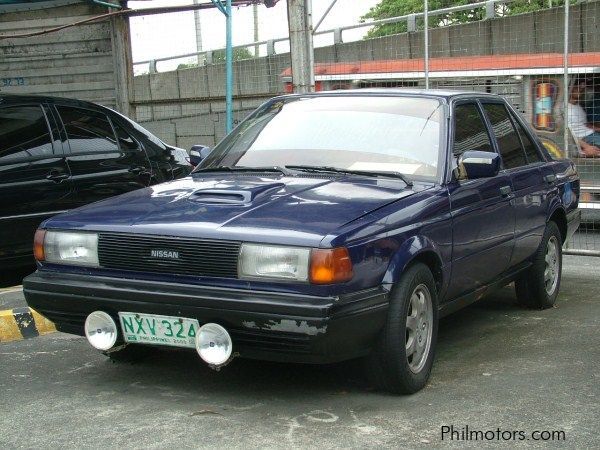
[365,263,439,394]
[515,221,562,309]
[102,344,154,363]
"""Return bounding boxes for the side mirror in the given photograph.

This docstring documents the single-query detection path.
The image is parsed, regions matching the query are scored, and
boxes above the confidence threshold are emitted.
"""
[457,150,500,180]
[189,145,211,167]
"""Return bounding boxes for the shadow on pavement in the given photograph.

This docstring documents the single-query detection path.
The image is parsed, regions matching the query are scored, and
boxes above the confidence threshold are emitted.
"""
[96,285,523,398]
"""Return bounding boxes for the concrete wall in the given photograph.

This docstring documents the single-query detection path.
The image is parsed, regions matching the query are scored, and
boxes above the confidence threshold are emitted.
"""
[2,1,596,150]
[133,1,600,150]
[132,54,291,148]
[0,1,121,109]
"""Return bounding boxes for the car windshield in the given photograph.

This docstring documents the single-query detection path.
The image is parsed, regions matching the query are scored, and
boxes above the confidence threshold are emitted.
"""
[197,95,444,181]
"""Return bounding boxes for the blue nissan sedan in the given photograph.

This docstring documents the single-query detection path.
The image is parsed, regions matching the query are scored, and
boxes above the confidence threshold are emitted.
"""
[23,90,580,394]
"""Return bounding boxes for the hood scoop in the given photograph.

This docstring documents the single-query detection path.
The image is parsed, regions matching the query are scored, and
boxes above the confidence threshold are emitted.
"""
[190,183,285,205]
[191,190,251,205]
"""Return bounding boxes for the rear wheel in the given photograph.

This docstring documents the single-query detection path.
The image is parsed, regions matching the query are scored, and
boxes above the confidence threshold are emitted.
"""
[515,221,562,309]
[365,263,438,394]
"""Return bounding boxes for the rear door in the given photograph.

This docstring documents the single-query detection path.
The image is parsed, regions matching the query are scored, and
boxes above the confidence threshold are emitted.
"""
[480,101,549,266]
[446,101,516,300]
[54,104,152,205]
[0,103,71,266]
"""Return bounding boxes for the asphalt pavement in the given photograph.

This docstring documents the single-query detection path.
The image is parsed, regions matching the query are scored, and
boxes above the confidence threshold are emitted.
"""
[0,255,598,448]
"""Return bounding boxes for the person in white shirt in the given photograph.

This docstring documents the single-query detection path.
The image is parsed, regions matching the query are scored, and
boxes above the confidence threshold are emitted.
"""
[568,82,600,157]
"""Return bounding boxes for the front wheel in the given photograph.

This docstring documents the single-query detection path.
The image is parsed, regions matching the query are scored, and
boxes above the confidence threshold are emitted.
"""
[365,263,439,394]
[515,221,562,309]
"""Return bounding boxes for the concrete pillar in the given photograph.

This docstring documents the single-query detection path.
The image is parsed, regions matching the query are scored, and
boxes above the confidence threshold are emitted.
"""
[110,13,135,119]
[287,0,315,93]
[193,0,204,61]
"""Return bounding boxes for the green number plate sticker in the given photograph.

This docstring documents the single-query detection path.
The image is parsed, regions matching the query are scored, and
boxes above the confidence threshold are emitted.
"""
[118,312,199,348]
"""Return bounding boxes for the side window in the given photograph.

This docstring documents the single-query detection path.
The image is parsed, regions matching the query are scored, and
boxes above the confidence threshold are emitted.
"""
[453,103,494,157]
[512,115,543,164]
[112,121,140,151]
[57,106,118,154]
[0,105,54,161]
[0,105,54,162]
[482,103,527,169]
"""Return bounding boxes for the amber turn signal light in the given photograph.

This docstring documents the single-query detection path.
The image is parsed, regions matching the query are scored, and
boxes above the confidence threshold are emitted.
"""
[33,229,46,261]
[309,247,353,284]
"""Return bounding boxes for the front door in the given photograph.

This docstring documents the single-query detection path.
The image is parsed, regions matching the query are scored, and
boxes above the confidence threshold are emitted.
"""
[446,101,516,300]
[0,103,71,267]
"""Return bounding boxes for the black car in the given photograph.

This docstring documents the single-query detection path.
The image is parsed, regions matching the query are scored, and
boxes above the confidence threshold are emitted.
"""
[0,94,192,273]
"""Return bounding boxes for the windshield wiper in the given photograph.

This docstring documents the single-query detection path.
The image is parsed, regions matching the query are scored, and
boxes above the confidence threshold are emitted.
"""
[193,166,294,176]
[285,165,413,187]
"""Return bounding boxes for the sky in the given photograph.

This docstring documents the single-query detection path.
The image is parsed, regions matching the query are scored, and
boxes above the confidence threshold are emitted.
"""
[129,0,380,72]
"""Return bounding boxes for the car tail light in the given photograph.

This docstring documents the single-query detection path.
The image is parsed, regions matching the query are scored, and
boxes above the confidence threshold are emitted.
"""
[309,247,353,284]
[33,229,46,261]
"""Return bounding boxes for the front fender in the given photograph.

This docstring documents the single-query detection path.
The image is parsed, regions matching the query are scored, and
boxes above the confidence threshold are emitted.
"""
[382,236,448,296]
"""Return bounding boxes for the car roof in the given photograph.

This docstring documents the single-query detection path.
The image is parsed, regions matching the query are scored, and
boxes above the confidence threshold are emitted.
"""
[1,88,499,104]
[0,89,502,114]
[276,88,502,101]
[0,93,105,109]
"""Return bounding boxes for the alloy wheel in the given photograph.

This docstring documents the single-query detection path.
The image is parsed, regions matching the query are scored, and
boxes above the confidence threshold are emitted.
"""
[405,283,433,373]
[544,235,560,296]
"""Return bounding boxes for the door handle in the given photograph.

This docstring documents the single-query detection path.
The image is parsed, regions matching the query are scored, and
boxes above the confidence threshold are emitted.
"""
[46,171,69,183]
[499,185,512,197]
[544,174,557,184]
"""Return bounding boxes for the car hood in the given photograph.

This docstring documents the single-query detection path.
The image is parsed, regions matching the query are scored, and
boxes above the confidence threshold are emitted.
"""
[45,174,421,247]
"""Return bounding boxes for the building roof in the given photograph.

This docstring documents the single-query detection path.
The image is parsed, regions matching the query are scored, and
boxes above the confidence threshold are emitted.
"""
[281,52,600,79]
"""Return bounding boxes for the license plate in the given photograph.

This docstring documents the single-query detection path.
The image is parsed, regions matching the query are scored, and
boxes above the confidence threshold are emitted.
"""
[118,312,199,348]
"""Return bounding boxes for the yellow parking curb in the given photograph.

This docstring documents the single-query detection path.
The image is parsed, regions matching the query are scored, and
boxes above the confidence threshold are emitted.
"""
[0,307,56,343]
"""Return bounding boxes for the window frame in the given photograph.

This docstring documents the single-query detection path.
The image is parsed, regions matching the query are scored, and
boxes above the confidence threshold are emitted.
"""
[54,104,120,155]
[0,102,58,164]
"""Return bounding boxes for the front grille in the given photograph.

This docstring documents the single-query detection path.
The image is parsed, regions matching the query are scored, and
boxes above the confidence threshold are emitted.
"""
[98,232,241,278]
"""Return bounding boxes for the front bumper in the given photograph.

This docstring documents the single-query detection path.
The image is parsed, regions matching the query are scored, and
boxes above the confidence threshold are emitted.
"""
[23,270,389,364]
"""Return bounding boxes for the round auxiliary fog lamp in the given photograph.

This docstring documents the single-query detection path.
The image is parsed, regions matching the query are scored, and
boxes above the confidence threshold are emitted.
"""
[84,311,118,351]
[195,323,233,366]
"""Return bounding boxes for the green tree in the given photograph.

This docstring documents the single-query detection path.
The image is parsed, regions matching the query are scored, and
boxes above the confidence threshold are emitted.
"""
[177,47,253,69]
[361,0,572,38]
[211,47,254,63]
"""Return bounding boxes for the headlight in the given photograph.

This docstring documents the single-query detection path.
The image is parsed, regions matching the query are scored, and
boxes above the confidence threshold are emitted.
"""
[35,230,99,267]
[239,244,310,281]
[239,243,354,284]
